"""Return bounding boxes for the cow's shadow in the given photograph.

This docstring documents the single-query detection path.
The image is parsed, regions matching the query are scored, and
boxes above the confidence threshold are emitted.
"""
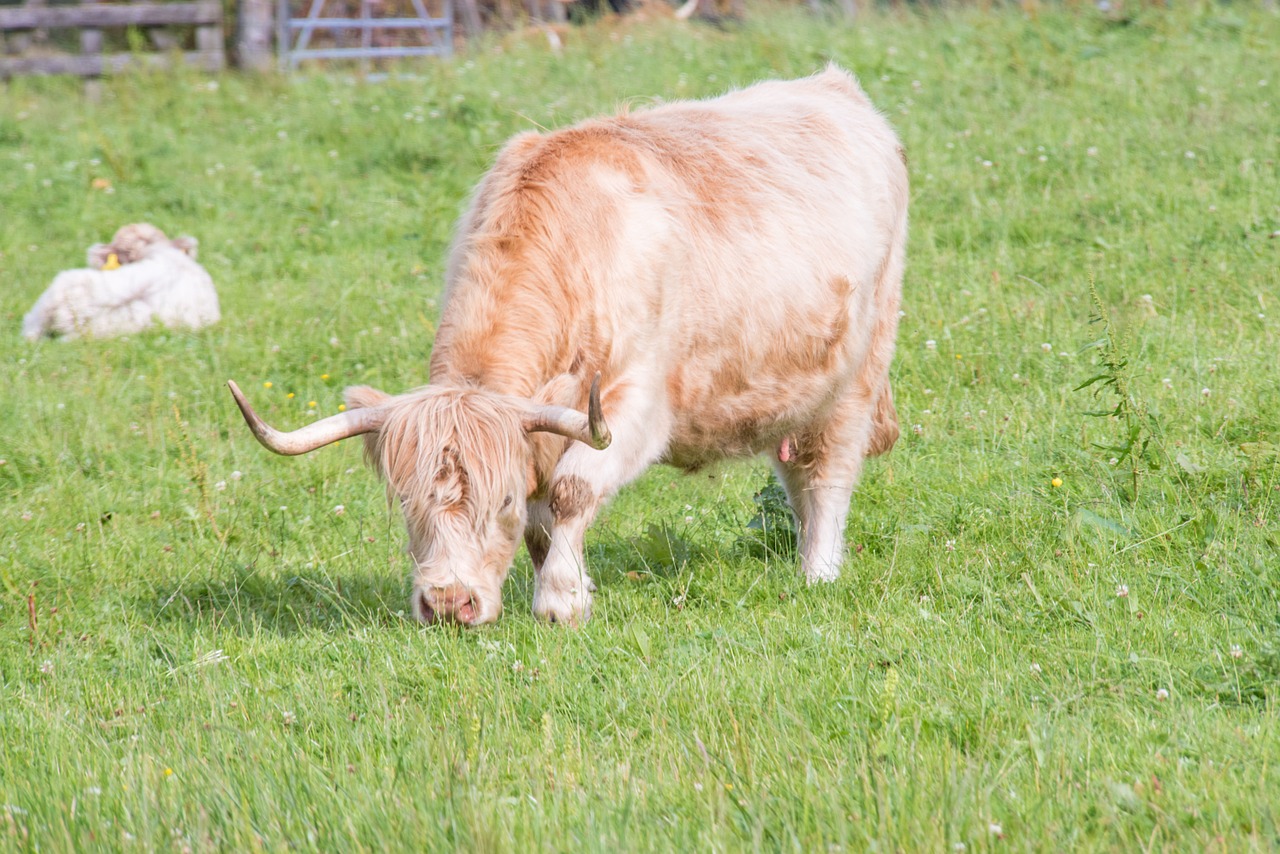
[140,529,726,635]
[143,563,411,636]
[139,556,603,635]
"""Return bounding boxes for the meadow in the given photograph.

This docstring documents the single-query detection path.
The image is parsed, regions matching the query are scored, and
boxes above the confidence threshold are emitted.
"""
[2,3,1279,849]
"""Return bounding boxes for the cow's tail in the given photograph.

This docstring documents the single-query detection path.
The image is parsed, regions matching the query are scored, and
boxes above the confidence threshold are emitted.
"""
[863,175,907,458]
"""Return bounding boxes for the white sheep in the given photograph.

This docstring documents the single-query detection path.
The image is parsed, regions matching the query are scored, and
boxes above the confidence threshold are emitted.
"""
[22,223,220,341]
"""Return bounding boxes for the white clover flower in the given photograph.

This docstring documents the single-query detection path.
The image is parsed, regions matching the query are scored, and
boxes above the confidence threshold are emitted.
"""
[1041,343,1053,352]
[333,505,345,516]
[925,339,937,350]
[1155,688,1169,701]
[1230,644,1243,659]
[1116,584,1129,598]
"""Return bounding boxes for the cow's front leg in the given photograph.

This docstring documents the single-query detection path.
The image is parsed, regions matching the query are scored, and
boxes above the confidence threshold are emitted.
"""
[533,376,673,624]
[532,481,600,625]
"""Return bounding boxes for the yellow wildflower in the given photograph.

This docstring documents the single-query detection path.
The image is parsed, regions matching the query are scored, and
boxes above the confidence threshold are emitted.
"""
[263,381,273,389]
[1051,477,1063,488]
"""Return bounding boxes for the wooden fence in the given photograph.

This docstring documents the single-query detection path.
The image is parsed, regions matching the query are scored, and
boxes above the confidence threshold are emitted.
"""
[0,0,225,78]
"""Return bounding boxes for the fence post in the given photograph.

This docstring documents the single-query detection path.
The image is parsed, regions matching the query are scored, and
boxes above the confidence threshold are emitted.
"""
[79,0,102,59]
[238,0,275,70]
[456,0,481,40]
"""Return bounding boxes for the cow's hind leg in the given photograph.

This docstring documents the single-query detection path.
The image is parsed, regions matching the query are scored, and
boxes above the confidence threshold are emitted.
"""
[773,394,877,583]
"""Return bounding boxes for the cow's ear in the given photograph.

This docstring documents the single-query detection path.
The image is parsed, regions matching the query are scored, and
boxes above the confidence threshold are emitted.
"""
[87,243,112,269]
[345,385,391,411]
[171,236,199,259]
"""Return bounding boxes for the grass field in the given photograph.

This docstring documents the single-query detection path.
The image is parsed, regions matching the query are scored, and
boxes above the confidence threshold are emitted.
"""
[3,3,1280,849]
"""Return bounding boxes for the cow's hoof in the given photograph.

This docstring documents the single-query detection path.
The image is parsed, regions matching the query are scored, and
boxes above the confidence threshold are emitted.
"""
[803,563,842,585]
[533,585,593,626]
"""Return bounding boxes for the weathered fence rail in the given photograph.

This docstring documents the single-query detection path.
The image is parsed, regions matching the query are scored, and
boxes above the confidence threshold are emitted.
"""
[0,0,225,78]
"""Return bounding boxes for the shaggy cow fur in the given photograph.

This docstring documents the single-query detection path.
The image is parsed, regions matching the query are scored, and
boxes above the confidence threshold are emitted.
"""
[232,66,907,627]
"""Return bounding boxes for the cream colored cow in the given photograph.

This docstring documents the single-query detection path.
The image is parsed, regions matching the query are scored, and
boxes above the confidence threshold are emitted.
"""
[231,66,907,627]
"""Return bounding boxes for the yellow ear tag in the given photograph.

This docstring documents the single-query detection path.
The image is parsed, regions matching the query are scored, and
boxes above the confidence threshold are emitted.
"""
[103,252,121,271]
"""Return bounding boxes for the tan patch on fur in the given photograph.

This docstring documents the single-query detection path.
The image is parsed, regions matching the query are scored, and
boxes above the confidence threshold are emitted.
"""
[665,274,855,463]
[549,475,593,521]
[866,384,899,457]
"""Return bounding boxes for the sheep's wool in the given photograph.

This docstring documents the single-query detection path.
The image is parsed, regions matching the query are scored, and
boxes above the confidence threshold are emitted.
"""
[22,224,220,341]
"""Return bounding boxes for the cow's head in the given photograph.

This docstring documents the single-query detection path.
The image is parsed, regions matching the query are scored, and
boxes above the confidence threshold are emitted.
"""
[227,377,609,626]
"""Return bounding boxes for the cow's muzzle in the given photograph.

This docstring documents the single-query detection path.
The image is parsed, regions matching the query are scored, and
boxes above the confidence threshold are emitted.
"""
[413,584,494,627]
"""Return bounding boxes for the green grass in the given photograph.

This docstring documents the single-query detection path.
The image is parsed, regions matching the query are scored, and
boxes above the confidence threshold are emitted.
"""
[3,4,1280,849]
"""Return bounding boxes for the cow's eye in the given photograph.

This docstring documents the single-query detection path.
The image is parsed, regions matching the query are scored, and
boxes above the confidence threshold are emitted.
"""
[502,494,514,510]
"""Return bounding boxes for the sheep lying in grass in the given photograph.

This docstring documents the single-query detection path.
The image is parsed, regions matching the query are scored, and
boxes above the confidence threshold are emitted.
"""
[22,223,220,341]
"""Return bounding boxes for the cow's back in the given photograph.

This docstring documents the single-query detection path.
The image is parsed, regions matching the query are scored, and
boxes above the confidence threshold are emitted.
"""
[437,66,906,462]
[614,67,908,460]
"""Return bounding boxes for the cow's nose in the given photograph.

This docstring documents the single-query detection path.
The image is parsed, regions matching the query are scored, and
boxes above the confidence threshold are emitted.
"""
[415,585,481,626]
[415,590,437,625]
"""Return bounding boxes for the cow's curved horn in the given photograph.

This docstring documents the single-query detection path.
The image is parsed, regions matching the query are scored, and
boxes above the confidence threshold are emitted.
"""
[674,0,698,19]
[228,380,386,456]
[522,372,612,451]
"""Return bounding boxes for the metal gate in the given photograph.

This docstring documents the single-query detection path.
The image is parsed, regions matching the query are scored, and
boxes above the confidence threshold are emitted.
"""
[277,0,452,69]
